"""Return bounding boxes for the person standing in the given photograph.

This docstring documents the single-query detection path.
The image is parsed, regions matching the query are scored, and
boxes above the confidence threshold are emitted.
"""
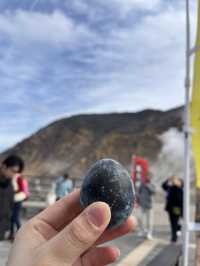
[162,176,183,243]
[0,155,24,240]
[55,173,73,200]
[137,175,155,240]
[9,170,29,241]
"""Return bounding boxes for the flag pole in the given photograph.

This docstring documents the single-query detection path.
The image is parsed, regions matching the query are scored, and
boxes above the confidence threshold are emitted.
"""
[191,0,200,263]
[183,0,191,265]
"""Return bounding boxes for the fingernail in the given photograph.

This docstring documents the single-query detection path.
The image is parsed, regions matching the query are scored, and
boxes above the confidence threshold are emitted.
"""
[87,203,109,228]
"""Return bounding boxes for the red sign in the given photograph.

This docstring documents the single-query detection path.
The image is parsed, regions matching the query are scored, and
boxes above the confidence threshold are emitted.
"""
[131,155,149,184]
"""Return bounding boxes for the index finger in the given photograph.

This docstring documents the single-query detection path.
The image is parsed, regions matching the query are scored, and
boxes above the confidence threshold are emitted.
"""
[36,189,82,231]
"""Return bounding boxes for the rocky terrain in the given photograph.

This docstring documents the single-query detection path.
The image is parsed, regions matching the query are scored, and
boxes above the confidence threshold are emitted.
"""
[0,107,183,180]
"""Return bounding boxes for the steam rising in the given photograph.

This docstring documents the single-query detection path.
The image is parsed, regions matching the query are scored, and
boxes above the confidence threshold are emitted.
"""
[151,128,195,184]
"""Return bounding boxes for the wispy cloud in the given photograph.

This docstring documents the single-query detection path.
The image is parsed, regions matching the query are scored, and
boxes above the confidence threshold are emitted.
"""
[0,9,94,47]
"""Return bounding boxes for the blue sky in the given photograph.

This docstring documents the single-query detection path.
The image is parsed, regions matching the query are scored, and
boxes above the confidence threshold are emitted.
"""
[0,0,198,151]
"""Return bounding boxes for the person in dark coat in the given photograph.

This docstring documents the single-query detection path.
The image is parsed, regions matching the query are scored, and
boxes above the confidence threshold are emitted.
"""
[0,155,24,240]
[162,176,183,242]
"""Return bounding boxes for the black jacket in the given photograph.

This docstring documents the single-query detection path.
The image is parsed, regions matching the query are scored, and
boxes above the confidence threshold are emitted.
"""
[0,177,14,234]
[162,180,183,216]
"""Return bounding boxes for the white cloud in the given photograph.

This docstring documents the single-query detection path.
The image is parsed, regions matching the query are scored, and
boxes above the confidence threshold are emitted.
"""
[0,0,199,151]
[67,0,161,19]
[71,2,196,113]
[0,10,94,47]
[111,0,161,14]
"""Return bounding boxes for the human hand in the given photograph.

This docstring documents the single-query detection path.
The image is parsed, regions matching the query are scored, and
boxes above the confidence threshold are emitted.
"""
[173,177,182,187]
[7,190,136,266]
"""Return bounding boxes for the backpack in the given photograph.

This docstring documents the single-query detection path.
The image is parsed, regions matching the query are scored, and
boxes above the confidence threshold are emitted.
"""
[21,178,30,200]
[16,176,30,200]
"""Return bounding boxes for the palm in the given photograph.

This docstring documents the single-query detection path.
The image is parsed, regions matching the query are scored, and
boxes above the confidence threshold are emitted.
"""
[8,190,135,266]
[30,216,132,265]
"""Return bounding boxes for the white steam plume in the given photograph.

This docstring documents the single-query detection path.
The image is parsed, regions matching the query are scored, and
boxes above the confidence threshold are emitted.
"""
[151,128,195,185]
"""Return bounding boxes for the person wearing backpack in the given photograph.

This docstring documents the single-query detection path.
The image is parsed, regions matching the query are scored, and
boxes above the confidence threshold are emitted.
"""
[137,174,155,240]
[9,170,29,241]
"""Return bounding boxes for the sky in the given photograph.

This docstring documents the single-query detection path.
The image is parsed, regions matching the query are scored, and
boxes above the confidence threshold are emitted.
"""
[0,0,198,151]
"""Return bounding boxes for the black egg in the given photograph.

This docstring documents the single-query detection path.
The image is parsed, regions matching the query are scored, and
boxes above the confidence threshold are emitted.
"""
[80,158,135,229]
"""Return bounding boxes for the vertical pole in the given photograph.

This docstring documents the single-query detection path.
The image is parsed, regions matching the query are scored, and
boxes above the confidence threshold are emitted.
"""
[195,189,200,266]
[183,0,191,265]
[194,1,200,264]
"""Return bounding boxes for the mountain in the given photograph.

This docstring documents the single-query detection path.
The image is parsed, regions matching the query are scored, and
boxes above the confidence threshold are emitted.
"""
[0,107,183,179]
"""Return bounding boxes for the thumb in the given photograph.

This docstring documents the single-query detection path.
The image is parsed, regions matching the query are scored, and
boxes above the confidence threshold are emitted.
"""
[45,202,111,265]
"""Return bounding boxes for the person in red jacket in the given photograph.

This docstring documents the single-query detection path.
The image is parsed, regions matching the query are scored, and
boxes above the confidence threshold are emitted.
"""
[9,167,29,240]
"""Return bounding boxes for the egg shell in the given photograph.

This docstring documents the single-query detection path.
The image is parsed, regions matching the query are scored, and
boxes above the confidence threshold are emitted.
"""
[80,158,135,229]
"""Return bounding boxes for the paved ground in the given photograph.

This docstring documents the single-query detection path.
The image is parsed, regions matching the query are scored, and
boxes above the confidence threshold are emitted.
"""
[0,242,10,266]
[111,202,196,265]
[0,203,196,266]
